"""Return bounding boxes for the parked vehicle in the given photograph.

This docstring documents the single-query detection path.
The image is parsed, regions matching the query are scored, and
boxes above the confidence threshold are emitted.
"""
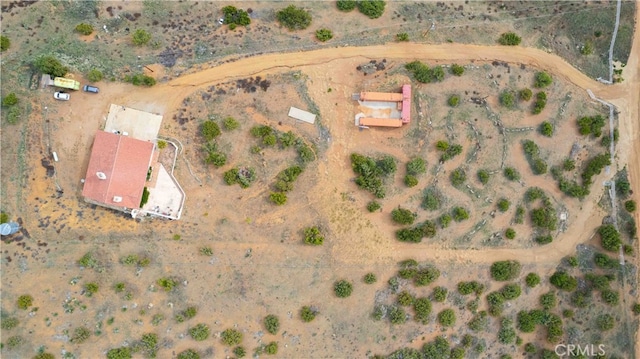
[54,92,70,101]
[83,85,99,93]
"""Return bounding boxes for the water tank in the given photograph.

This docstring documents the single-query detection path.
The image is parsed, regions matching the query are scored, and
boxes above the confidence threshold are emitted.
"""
[0,222,20,236]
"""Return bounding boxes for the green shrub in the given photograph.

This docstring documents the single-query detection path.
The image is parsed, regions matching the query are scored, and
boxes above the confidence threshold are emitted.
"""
[451,64,464,76]
[223,116,240,130]
[601,290,619,305]
[405,61,444,83]
[33,353,56,359]
[303,226,324,245]
[490,260,521,281]
[448,95,460,107]
[34,56,68,77]
[625,200,637,212]
[594,252,619,269]
[497,198,511,212]
[500,283,521,300]
[549,271,577,291]
[468,311,488,332]
[525,273,541,287]
[534,71,553,88]
[421,188,441,210]
[300,306,317,322]
[17,294,33,310]
[222,5,251,26]
[457,281,483,295]
[388,305,406,324]
[577,115,606,136]
[78,252,98,268]
[69,326,91,344]
[477,169,490,185]
[563,158,576,171]
[156,277,178,292]
[0,35,10,51]
[200,121,221,141]
[2,93,18,107]
[336,0,357,11]
[414,266,440,286]
[87,69,104,82]
[84,282,99,296]
[596,314,615,331]
[437,309,456,327]
[363,273,377,284]
[503,167,520,181]
[599,224,622,251]
[396,32,409,41]
[498,32,521,45]
[499,90,516,109]
[413,297,432,324]
[132,29,151,45]
[106,347,132,359]
[540,292,557,310]
[264,341,278,355]
[450,168,466,186]
[439,213,452,228]
[391,207,415,225]
[177,349,200,359]
[404,175,418,187]
[397,290,414,306]
[188,324,210,341]
[6,335,23,349]
[334,280,353,298]
[350,153,394,198]
[357,0,386,18]
[124,73,156,86]
[1,316,19,330]
[452,207,469,222]
[277,5,312,30]
[532,91,547,114]
[432,286,448,302]
[263,315,279,335]
[366,201,381,212]
[498,318,516,344]
[519,88,533,101]
[406,158,426,175]
[632,303,640,315]
[567,256,578,267]
[540,121,554,137]
[75,23,94,35]
[269,192,287,205]
[263,134,278,146]
[233,347,246,358]
[315,28,333,42]
[505,228,516,239]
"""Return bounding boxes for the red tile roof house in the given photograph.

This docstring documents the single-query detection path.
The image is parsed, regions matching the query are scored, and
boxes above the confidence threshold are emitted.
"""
[82,131,155,215]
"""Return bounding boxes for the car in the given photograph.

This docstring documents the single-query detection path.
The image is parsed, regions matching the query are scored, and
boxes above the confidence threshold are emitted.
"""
[54,92,70,101]
[83,85,99,93]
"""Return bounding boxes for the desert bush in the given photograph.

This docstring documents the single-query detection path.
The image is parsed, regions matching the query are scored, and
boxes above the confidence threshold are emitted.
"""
[500,283,521,300]
[421,188,441,210]
[566,256,578,267]
[532,91,547,114]
[540,122,554,137]
[391,207,415,225]
[6,335,23,349]
[303,226,324,245]
[439,144,463,162]
[452,207,469,222]
[221,116,240,131]
[414,266,440,286]
[632,303,640,315]
[363,273,377,284]
[505,228,516,239]
[0,35,10,51]
[199,246,213,256]
[413,297,432,324]
[351,153,394,198]
[499,90,516,109]
[594,252,619,269]
[396,32,409,41]
[498,318,516,344]
[269,192,287,205]
[336,0,357,11]
[300,306,317,322]
[448,95,460,107]
[437,309,456,327]
[405,61,444,83]
[84,282,99,296]
[625,200,637,212]
[233,347,246,358]
[540,292,557,310]
[439,213,452,228]
[577,115,606,137]
[366,201,381,212]
[263,341,278,355]
[34,56,68,77]
[84,68,104,83]
[524,273,540,288]
[315,28,333,42]
[406,157,426,175]
[385,305,405,324]
[519,88,533,101]
[550,271,577,291]
[599,224,622,251]
[563,158,576,171]
[106,347,131,359]
[357,0,386,18]
[477,169,490,185]
[124,73,156,86]
[457,281,483,295]
[156,277,178,292]
[2,93,18,107]
[534,72,553,88]
[450,63,464,76]
[432,286,448,302]
[490,261,521,281]
[404,174,418,187]
[177,349,200,359]
[132,29,151,45]
[263,315,280,335]
[222,5,251,26]
[17,294,33,310]
[1,316,19,330]
[33,353,56,359]
[188,324,210,341]
[503,167,520,181]
[498,32,521,45]
[450,168,466,186]
[601,290,619,305]
[334,280,353,298]
[397,290,414,306]
[497,198,511,212]
[468,311,488,332]
[75,23,94,35]
[596,314,615,331]
[277,5,312,30]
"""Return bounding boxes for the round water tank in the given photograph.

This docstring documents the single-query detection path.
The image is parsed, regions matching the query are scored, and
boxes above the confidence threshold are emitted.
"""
[0,222,20,236]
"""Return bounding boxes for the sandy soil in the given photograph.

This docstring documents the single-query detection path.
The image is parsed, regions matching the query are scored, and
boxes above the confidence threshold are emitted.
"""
[1,6,639,358]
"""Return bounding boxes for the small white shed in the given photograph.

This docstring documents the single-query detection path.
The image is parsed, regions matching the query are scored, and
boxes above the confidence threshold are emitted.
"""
[288,107,316,124]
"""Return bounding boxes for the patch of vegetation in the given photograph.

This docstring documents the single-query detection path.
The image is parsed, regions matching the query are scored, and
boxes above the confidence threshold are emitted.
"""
[277,5,312,30]
[336,0,357,12]
[396,32,409,41]
[522,140,547,175]
[75,23,94,35]
[224,167,257,188]
[448,94,460,107]
[366,201,381,212]
[539,121,554,137]
[525,273,541,287]
[17,295,33,310]
[132,29,151,46]
[497,198,511,212]
[189,324,210,341]
[84,282,99,297]
[601,290,619,306]
[432,286,448,302]
[413,297,432,324]
[598,224,621,252]
[468,310,488,332]
[199,247,213,256]
[274,165,304,192]
[201,121,221,141]
[450,168,467,186]
[498,32,521,45]
[577,115,606,137]
[534,72,553,88]
[505,228,516,239]
[451,63,465,76]
[451,207,469,222]
[175,306,197,322]
[437,308,456,327]
[532,91,547,114]
[0,35,10,51]
[233,346,246,358]
[222,5,251,27]
[363,273,377,284]
[405,61,445,83]
[499,90,516,109]
[594,252,619,269]
[106,347,132,359]
[334,280,353,298]
[300,306,317,322]
[0,316,19,330]
[269,192,287,205]
[436,141,463,162]
[34,56,68,77]
[315,28,333,42]
[303,226,324,245]
[596,314,615,331]
[395,220,437,243]
[550,271,578,291]
[357,0,386,19]
[477,169,490,185]
[124,74,156,87]
[519,88,533,101]
[391,207,416,225]
[439,213,452,228]
[156,277,178,292]
[625,200,637,212]
[540,292,557,310]
[490,261,521,281]
[397,290,414,306]
[457,281,484,296]
[421,188,442,211]
[223,116,240,131]
[177,349,200,359]
[2,93,18,107]
[350,153,396,198]
[503,167,520,181]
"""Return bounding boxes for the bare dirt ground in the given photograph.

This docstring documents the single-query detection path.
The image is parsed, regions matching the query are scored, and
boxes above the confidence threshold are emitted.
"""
[1,4,639,359]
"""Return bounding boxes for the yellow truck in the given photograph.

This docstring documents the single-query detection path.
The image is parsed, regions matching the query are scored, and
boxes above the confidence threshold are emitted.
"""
[53,77,80,90]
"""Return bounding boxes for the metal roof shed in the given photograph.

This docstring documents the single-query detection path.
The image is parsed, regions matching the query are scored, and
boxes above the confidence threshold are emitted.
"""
[288,107,316,124]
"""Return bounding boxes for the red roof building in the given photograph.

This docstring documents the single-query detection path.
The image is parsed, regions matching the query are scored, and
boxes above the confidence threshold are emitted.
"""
[82,131,154,211]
